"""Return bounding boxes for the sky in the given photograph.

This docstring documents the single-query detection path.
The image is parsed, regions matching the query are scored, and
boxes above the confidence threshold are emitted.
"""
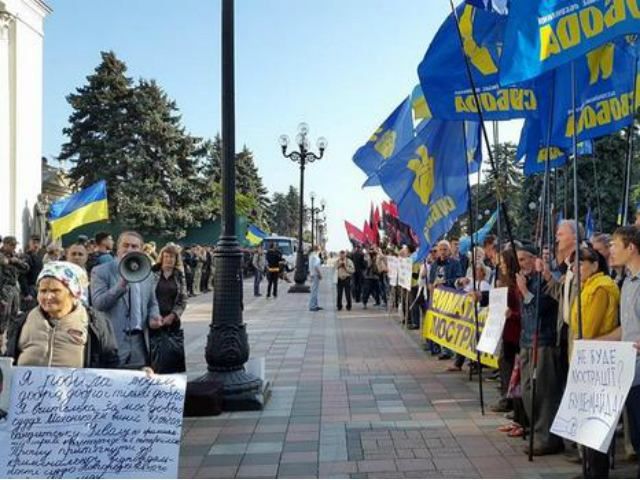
[43,0,522,251]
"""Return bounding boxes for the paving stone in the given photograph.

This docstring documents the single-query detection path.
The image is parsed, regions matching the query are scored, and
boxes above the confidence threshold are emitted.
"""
[241,453,283,466]
[195,466,238,478]
[357,460,398,473]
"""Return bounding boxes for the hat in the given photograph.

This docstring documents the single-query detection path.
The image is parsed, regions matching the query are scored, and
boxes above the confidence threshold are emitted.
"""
[37,261,87,300]
[77,235,89,243]
[517,243,539,256]
[2,236,17,245]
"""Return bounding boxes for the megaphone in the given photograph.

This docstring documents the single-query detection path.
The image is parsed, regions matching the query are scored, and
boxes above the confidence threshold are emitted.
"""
[119,251,152,283]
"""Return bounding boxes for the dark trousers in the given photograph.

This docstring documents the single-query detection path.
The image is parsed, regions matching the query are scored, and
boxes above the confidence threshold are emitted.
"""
[337,277,352,310]
[378,273,388,305]
[521,346,564,451]
[626,385,640,475]
[362,277,379,305]
[267,271,279,297]
[584,447,610,478]
[352,271,363,302]
[185,272,194,295]
[201,269,211,292]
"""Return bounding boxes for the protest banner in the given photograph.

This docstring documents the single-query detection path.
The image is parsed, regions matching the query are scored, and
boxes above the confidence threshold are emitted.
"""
[422,286,499,368]
[397,257,413,291]
[386,256,399,287]
[476,287,508,356]
[551,340,637,454]
[0,366,186,479]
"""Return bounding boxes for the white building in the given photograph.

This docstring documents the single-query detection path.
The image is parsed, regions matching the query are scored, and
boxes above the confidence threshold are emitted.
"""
[0,0,50,244]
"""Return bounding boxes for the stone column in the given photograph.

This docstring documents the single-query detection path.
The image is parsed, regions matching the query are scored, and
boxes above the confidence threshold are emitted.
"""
[0,12,14,236]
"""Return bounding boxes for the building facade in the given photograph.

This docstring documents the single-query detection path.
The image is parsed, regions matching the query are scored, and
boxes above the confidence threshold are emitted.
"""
[0,0,50,244]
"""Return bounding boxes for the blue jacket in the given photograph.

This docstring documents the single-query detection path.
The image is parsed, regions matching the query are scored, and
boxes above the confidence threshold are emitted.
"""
[520,273,558,348]
[90,260,160,354]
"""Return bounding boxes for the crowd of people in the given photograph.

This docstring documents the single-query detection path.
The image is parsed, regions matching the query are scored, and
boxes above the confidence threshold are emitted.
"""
[0,230,190,375]
[331,221,640,478]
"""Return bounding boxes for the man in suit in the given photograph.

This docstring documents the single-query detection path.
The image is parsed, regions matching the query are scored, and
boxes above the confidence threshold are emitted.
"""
[91,231,162,369]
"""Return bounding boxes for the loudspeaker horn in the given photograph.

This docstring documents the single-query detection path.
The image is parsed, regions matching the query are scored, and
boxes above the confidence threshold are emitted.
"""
[119,251,152,283]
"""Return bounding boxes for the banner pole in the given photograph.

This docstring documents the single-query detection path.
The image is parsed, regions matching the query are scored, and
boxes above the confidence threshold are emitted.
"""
[447,0,518,267]
[462,122,485,415]
[622,60,638,227]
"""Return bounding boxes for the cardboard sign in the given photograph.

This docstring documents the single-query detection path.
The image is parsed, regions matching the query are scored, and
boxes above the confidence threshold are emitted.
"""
[0,367,186,479]
[386,256,399,287]
[397,257,413,291]
[551,341,637,454]
[477,287,508,356]
[422,286,499,368]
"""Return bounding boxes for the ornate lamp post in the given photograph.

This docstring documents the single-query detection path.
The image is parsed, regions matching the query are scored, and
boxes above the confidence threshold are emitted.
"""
[308,192,325,249]
[279,124,327,293]
[186,0,266,414]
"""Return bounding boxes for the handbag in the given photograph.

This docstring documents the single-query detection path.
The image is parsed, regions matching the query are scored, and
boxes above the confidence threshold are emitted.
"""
[149,327,186,374]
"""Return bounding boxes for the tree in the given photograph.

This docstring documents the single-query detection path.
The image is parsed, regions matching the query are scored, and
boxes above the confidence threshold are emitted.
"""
[59,51,135,217]
[266,186,308,238]
[60,52,209,237]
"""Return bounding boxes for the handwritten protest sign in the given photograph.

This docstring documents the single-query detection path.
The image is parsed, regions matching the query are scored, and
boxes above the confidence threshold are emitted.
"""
[551,341,637,453]
[477,287,508,356]
[0,367,186,479]
[397,257,413,291]
[386,256,399,287]
[422,286,499,368]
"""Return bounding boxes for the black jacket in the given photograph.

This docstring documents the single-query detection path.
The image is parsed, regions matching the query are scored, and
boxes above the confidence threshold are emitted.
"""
[5,306,120,369]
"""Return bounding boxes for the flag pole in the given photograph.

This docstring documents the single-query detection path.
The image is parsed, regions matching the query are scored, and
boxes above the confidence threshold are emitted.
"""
[622,60,638,226]
[462,122,485,416]
[590,154,603,233]
[493,121,502,287]
[447,0,518,266]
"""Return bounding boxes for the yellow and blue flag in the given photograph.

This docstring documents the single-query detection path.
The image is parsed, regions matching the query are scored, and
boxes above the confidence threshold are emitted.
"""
[500,1,640,86]
[49,181,109,239]
[377,119,471,261]
[246,224,268,246]
[354,96,414,187]
[536,40,639,148]
[418,2,537,121]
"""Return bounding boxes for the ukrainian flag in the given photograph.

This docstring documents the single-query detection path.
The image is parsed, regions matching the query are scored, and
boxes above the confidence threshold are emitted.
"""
[246,224,268,246]
[49,181,109,239]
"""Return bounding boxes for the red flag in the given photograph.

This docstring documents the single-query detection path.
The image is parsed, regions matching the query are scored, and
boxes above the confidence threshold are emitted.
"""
[344,221,365,245]
[374,206,381,228]
[382,200,399,219]
[363,220,374,245]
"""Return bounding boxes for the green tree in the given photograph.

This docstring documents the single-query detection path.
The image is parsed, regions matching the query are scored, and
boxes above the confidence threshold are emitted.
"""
[59,51,135,217]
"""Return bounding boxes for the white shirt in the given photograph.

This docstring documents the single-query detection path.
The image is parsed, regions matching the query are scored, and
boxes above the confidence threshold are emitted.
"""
[309,253,322,278]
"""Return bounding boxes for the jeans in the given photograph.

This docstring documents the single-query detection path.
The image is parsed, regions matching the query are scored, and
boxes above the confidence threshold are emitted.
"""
[337,277,352,310]
[253,269,263,296]
[362,277,379,306]
[309,275,320,310]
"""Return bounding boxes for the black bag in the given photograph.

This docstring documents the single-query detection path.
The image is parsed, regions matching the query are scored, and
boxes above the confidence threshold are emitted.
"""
[149,328,186,374]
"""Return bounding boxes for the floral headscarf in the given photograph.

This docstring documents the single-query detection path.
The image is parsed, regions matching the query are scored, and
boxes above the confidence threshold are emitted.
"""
[37,261,88,301]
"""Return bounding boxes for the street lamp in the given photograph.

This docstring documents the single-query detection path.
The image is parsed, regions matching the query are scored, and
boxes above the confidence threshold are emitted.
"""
[186,0,265,414]
[308,193,325,249]
[280,124,327,293]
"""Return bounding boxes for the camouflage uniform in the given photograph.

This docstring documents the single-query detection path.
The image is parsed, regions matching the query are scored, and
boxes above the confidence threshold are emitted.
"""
[0,250,29,335]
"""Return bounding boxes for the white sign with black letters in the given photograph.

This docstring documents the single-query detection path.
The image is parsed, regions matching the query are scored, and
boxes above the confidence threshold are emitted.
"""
[476,287,508,355]
[397,258,413,291]
[387,256,399,287]
[0,367,186,478]
[551,341,637,453]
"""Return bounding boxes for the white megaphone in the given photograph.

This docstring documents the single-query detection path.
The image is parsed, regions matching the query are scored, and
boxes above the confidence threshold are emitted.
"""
[118,251,152,283]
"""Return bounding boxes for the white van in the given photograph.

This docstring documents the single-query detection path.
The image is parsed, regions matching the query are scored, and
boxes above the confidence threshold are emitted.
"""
[261,236,298,271]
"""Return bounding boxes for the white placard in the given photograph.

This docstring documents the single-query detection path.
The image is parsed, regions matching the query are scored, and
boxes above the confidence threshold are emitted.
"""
[386,256,399,287]
[0,366,186,478]
[476,287,508,355]
[397,258,413,291]
[551,340,637,453]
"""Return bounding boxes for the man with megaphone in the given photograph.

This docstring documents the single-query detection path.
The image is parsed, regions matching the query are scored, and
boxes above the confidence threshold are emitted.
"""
[90,231,162,369]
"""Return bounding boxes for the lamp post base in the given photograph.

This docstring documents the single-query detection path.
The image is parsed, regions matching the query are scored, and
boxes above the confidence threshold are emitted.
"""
[288,283,310,293]
[185,367,271,415]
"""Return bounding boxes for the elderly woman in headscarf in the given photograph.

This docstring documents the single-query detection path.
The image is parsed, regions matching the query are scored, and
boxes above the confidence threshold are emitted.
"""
[5,261,119,369]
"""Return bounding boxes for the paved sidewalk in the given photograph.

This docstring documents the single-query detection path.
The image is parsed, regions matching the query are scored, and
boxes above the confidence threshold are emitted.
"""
[178,272,635,478]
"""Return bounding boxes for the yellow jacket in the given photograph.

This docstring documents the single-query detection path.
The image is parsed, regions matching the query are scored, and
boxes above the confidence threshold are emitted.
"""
[570,272,619,340]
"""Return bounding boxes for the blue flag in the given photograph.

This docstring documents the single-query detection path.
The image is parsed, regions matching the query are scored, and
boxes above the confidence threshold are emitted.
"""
[459,209,498,255]
[465,0,507,14]
[500,1,640,86]
[585,207,595,239]
[418,2,538,121]
[537,40,639,148]
[377,119,471,261]
[354,97,413,187]
[517,117,594,176]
